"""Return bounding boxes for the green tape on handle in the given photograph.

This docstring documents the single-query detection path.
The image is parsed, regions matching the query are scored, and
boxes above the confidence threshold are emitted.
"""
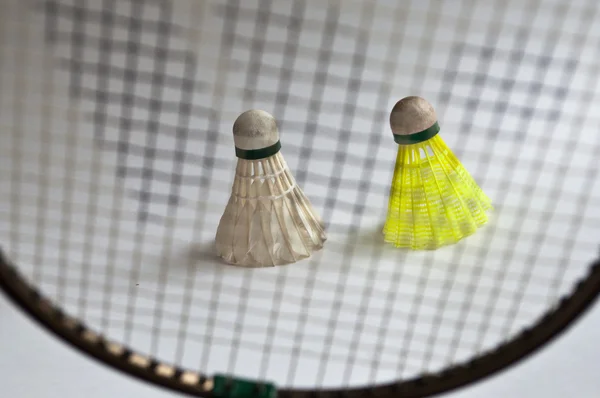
[212,374,277,398]
[393,121,440,145]
[235,141,281,160]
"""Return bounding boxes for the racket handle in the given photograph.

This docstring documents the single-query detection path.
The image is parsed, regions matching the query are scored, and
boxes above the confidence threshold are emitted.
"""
[212,374,277,398]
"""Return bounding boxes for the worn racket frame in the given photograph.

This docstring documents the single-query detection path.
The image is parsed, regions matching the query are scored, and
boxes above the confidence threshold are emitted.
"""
[2,249,599,398]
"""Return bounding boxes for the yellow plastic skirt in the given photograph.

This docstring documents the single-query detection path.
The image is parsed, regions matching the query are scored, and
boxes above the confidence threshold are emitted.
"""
[383,135,492,250]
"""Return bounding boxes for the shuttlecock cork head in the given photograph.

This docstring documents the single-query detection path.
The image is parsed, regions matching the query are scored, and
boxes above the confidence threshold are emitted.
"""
[233,109,281,159]
[390,96,440,144]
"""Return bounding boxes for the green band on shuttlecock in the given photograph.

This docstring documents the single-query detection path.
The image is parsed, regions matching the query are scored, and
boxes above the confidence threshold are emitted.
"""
[235,140,281,160]
[393,121,440,145]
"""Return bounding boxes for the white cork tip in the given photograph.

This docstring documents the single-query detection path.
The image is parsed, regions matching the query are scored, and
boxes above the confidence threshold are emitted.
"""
[233,109,280,150]
[390,96,438,136]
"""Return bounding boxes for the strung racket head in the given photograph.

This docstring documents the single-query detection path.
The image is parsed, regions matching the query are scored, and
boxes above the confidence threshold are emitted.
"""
[1,0,599,397]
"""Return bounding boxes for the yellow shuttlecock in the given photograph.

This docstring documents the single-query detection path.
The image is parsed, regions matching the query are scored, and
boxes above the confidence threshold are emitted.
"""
[383,96,492,250]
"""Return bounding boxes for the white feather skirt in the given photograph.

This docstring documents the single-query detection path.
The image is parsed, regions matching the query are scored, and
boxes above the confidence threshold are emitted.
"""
[215,152,327,267]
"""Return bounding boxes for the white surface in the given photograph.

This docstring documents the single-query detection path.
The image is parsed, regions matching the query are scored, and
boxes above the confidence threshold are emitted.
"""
[1,0,600,391]
[1,292,600,397]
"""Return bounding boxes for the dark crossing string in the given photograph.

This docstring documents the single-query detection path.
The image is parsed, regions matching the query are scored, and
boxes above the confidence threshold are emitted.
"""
[500,0,595,338]
[134,1,172,225]
[171,3,224,365]
[213,0,392,380]
[71,0,108,323]
[420,0,481,371]
[444,3,546,361]
[341,2,411,384]
[366,4,416,381]
[392,1,448,377]
[445,23,535,355]
[258,0,307,381]
[314,1,374,385]
[56,0,86,308]
[148,3,201,357]
[291,5,338,190]
[458,0,588,358]
[286,4,341,386]
[547,27,600,304]
[135,0,173,354]
[32,1,59,287]
[419,0,513,369]
[98,0,129,335]
[121,0,151,346]
[198,0,241,371]
[173,1,207,365]
[41,0,207,224]
[8,0,28,286]
[39,0,214,346]
[227,0,274,375]
[468,3,569,356]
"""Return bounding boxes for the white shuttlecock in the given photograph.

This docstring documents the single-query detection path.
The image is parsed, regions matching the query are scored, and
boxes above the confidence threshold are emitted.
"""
[215,109,326,267]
